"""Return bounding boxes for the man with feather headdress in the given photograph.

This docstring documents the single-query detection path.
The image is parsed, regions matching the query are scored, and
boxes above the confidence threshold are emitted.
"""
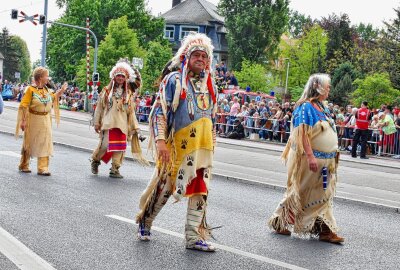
[135,33,218,252]
[90,59,147,178]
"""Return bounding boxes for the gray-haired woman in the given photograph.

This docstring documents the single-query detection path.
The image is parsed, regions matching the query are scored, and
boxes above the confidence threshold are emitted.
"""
[267,73,344,243]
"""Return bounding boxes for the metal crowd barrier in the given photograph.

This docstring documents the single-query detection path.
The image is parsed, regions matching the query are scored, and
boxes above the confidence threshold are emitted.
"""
[216,113,290,143]
[132,109,400,158]
[135,105,152,122]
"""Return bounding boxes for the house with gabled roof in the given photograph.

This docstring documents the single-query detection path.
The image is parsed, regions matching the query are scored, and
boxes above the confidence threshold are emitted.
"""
[161,0,229,67]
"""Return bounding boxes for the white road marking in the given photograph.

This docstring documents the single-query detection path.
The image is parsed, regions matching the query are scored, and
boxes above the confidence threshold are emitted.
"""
[0,151,20,158]
[0,226,56,270]
[106,214,308,270]
[337,191,400,205]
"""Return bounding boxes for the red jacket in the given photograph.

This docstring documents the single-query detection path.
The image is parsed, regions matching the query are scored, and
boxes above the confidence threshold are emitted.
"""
[356,107,370,130]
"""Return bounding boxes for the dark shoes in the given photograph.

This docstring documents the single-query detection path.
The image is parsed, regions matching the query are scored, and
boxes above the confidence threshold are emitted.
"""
[276,229,291,236]
[109,165,123,178]
[319,232,345,244]
[91,160,101,174]
[37,171,51,176]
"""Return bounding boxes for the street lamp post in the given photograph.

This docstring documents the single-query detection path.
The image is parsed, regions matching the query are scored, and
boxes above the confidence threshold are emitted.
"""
[284,58,290,98]
[46,20,98,75]
[40,0,48,67]
[282,58,290,104]
[46,20,99,112]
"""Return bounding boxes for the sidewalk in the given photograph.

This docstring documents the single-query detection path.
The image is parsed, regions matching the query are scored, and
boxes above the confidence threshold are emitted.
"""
[4,101,399,169]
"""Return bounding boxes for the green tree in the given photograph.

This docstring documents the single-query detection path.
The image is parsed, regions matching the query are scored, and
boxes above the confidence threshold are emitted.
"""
[141,41,172,92]
[281,24,328,90]
[319,13,355,73]
[10,36,31,82]
[355,23,379,43]
[353,45,392,77]
[288,85,303,101]
[76,16,146,89]
[381,7,400,89]
[331,74,353,105]
[47,0,165,82]
[219,0,290,70]
[32,59,41,70]
[288,10,313,38]
[0,28,19,81]
[331,62,358,88]
[352,73,399,109]
[235,60,270,92]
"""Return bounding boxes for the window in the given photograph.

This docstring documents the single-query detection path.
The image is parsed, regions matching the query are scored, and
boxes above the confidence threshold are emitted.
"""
[180,26,200,40]
[164,25,175,40]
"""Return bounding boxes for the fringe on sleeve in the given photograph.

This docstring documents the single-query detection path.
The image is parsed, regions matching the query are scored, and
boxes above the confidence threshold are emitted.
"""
[15,86,32,138]
[15,107,28,138]
[52,93,60,126]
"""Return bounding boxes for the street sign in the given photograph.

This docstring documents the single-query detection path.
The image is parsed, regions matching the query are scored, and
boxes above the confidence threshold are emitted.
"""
[132,57,143,69]
[14,10,39,25]
[14,72,20,79]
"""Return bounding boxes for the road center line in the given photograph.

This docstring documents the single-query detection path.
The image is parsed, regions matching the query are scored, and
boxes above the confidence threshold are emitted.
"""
[106,214,308,270]
[0,226,56,270]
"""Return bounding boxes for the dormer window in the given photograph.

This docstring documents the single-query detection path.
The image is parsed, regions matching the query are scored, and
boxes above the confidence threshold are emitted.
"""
[164,25,175,40]
[179,26,200,40]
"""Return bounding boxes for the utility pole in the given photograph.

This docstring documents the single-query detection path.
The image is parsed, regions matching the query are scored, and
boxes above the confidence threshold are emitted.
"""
[284,58,290,101]
[41,0,48,66]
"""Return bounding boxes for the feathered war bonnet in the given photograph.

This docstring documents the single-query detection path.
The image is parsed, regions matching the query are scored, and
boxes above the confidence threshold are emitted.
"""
[167,32,216,104]
[107,59,142,104]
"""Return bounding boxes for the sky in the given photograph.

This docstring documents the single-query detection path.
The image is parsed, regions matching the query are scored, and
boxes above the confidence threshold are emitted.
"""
[0,0,399,63]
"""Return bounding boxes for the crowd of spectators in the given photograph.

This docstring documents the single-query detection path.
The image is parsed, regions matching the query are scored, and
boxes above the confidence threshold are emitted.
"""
[214,61,239,90]
[58,85,86,111]
[215,96,400,158]
[216,96,294,143]
[0,80,86,112]
[135,91,155,123]
[0,80,28,102]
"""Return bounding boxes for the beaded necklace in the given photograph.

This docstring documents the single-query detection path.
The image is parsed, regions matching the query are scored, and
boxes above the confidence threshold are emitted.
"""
[314,100,336,132]
[32,85,52,104]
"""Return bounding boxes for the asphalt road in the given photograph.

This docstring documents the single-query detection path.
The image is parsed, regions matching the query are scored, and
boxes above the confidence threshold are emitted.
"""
[1,103,400,209]
[0,134,399,270]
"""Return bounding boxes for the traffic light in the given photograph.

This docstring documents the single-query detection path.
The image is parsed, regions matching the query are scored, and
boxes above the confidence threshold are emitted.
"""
[92,72,99,82]
[11,9,18,19]
[39,15,46,24]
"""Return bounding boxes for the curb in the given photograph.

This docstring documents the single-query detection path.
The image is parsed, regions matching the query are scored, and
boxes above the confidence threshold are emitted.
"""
[217,140,400,169]
[5,104,399,169]
[1,130,398,214]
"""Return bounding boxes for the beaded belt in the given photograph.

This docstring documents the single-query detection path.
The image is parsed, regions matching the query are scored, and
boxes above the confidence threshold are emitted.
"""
[29,108,48,115]
[312,150,337,159]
